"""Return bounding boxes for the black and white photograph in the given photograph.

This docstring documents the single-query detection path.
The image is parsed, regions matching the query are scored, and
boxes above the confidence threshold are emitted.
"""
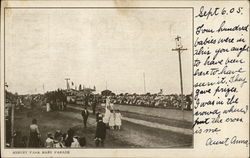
[3,7,193,149]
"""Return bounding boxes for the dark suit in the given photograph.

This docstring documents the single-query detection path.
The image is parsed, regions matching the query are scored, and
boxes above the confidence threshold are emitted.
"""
[81,109,89,128]
[95,121,106,147]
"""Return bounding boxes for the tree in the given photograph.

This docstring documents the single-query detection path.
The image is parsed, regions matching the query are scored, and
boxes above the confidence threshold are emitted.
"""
[101,90,112,96]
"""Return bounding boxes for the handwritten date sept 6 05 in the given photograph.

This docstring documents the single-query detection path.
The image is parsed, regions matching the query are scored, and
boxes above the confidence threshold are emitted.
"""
[196,6,243,20]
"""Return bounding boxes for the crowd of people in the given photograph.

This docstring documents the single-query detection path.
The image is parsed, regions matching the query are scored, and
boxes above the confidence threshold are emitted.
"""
[13,115,108,148]
[44,89,67,111]
[102,109,122,130]
[44,89,193,111]
[6,88,192,148]
[11,97,121,148]
[105,93,193,110]
[13,119,87,148]
[44,128,86,148]
[81,97,123,131]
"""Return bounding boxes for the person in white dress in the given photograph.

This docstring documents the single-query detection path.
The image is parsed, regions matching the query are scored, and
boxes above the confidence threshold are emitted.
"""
[109,110,115,130]
[45,132,54,148]
[71,136,80,148]
[46,102,50,112]
[103,96,111,125]
[115,109,122,130]
[103,106,110,125]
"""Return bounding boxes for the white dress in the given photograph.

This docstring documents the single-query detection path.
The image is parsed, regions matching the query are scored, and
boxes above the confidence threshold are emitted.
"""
[115,112,122,126]
[109,113,115,127]
[71,138,80,148]
[103,108,110,124]
[45,138,54,148]
[46,103,50,112]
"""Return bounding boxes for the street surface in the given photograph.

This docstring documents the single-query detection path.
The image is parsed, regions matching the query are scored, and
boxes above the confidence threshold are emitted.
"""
[13,103,193,148]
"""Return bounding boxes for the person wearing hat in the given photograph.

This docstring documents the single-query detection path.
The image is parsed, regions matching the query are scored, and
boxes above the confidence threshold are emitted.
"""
[53,130,64,148]
[81,107,89,128]
[71,135,80,148]
[45,132,54,148]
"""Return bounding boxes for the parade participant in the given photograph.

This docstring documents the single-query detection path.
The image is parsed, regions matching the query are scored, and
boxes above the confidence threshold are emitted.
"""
[106,96,110,106]
[53,130,64,148]
[81,107,89,128]
[103,97,111,125]
[94,117,106,147]
[115,109,122,130]
[64,128,74,147]
[78,137,86,147]
[45,132,54,148]
[92,98,97,114]
[28,119,41,147]
[96,110,102,122]
[84,94,89,107]
[71,136,80,148]
[109,110,115,130]
[46,102,50,112]
[103,107,110,126]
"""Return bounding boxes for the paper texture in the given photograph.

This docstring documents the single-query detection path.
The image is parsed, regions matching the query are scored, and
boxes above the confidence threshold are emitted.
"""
[0,0,249,158]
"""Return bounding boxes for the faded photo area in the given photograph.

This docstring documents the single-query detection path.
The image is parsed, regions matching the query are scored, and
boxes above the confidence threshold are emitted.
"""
[4,8,193,148]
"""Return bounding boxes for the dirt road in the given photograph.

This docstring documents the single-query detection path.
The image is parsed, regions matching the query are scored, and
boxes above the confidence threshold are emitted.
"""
[13,107,193,148]
[67,105,193,135]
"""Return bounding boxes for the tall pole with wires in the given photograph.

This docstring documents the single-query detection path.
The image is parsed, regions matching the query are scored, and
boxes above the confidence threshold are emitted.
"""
[172,36,187,111]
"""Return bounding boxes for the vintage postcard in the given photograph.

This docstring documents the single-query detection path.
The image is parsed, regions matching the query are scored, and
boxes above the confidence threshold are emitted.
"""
[0,0,249,158]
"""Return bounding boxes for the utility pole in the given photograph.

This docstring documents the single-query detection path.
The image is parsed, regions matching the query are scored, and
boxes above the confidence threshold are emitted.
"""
[172,36,187,111]
[65,78,70,90]
[143,72,146,94]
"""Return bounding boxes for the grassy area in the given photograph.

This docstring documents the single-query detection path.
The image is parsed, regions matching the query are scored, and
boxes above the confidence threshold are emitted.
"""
[69,104,192,129]
[11,105,193,148]
[12,107,134,148]
[67,107,193,148]
[121,111,192,129]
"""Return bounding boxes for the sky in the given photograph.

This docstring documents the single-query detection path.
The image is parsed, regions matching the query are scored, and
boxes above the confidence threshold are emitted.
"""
[5,8,192,95]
